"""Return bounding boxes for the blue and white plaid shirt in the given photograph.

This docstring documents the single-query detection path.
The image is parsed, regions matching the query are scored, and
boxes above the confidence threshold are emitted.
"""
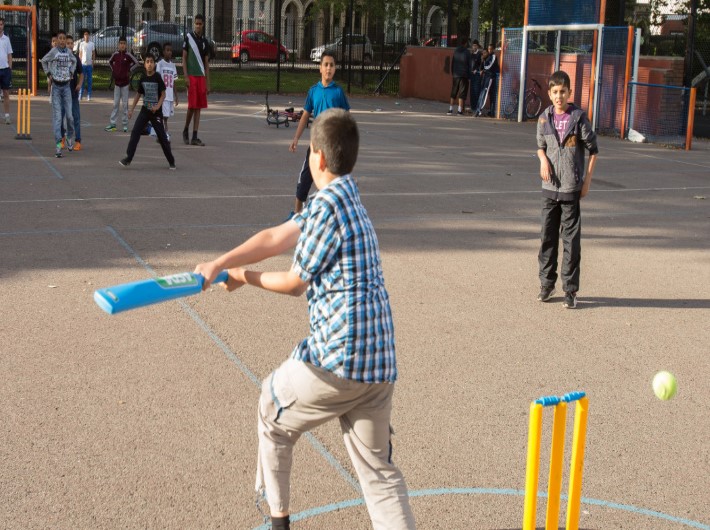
[291,175,397,383]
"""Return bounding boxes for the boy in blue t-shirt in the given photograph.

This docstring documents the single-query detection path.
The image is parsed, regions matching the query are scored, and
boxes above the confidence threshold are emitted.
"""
[195,109,415,530]
[288,50,349,215]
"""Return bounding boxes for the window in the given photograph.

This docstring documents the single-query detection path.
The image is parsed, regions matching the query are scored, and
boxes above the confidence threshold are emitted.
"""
[249,0,255,19]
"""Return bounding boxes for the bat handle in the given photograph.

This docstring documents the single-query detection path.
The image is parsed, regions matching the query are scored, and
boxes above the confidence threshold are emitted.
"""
[199,270,229,287]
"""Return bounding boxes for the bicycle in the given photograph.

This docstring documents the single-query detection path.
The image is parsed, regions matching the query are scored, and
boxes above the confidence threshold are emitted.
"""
[503,78,543,120]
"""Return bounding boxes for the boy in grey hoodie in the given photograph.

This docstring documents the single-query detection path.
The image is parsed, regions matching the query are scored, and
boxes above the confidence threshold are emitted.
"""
[40,30,77,158]
[536,70,598,309]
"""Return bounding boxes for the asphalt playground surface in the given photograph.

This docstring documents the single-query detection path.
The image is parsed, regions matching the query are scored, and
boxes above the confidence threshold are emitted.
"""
[1,91,709,530]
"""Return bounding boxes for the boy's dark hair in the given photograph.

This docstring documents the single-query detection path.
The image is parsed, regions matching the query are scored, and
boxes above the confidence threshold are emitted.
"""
[144,55,155,63]
[66,34,73,41]
[320,50,336,64]
[119,36,127,44]
[311,109,358,176]
[84,30,90,35]
[472,39,479,46]
[163,41,172,51]
[0,17,4,23]
[195,14,205,22]
[57,29,66,37]
[548,70,571,90]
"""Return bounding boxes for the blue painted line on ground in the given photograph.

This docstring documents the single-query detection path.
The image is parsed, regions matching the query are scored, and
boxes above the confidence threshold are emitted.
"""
[252,487,710,530]
[0,227,106,237]
[28,142,64,180]
[104,225,362,495]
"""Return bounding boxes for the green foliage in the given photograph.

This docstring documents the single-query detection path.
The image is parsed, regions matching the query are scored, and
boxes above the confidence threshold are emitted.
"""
[37,0,95,20]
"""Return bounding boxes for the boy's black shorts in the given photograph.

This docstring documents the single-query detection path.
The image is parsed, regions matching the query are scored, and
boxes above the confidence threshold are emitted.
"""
[451,76,469,100]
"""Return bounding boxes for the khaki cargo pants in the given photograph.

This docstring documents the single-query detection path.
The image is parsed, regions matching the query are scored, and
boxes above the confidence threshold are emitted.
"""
[256,358,416,529]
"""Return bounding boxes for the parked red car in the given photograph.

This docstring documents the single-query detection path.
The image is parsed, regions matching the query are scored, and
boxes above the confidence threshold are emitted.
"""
[232,30,288,63]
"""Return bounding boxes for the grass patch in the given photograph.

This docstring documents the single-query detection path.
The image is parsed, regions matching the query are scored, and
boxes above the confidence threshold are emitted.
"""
[19,63,398,96]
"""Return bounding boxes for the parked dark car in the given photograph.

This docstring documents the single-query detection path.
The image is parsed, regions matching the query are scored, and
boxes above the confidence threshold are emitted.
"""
[231,30,288,63]
[4,24,52,59]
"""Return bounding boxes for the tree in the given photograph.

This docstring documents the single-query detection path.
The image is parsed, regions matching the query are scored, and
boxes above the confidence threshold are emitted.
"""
[37,0,95,24]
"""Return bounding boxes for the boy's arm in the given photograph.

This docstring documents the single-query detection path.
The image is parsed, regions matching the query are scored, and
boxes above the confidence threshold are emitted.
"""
[182,47,189,90]
[204,53,210,94]
[289,110,312,152]
[128,92,141,118]
[536,118,552,181]
[228,268,308,297]
[580,154,597,198]
[195,221,301,289]
[40,48,55,75]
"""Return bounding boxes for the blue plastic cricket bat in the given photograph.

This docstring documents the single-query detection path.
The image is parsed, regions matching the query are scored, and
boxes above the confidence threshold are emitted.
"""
[94,271,229,315]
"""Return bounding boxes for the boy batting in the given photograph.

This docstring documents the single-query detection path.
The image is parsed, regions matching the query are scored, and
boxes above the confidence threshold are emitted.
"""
[195,109,415,530]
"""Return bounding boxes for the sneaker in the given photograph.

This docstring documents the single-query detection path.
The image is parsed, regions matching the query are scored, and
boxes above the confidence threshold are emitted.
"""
[123,126,128,133]
[66,138,74,151]
[190,138,205,146]
[182,129,189,145]
[563,292,577,309]
[55,142,63,158]
[105,124,116,132]
[457,110,464,116]
[4,113,10,125]
[73,141,82,151]
[168,163,176,170]
[119,157,131,167]
[87,95,91,101]
[60,136,66,148]
[537,286,556,302]
[446,109,453,115]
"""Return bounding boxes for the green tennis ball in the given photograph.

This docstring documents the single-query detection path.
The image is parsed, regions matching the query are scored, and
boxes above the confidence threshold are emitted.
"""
[653,371,677,401]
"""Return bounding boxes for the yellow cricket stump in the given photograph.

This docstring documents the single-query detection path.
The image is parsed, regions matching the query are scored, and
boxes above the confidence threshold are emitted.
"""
[15,88,32,140]
[523,392,589,530]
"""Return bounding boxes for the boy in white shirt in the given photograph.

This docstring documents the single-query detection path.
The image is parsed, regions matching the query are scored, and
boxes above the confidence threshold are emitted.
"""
[153,42,179,141]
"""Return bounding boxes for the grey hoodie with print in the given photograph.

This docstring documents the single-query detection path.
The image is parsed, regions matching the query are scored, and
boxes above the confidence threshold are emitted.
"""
[40,46,77,83]
[536,103,598,200]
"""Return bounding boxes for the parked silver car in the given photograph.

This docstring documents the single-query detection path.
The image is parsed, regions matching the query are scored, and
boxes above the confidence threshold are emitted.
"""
[79,26,136,57]
[311,34,373,64]
[134,21,185,61]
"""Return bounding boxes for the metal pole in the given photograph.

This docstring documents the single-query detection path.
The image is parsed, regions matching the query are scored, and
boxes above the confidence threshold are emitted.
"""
[518,27,529,123]
[470,0,479,42]
[446,0,453,46]
[683,0,698,88]
[411,0,419,44]
[275,0,282,92]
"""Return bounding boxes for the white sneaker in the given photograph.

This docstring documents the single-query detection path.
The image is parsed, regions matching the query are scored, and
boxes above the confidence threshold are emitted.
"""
[87,95,91,101]
[4,114,10,125]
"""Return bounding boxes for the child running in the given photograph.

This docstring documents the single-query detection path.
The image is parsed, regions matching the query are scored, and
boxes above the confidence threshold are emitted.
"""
[194,109,415,530]
[119,55,175,170]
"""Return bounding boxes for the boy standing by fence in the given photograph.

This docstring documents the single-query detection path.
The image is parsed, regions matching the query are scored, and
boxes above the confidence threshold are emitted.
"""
[194,109,415,530]
[40,30,76,158]
[78,30,95,101]
[288,50,349,215]
[182,14,210,146]
[106,37,138,132]
[536,70,598,309]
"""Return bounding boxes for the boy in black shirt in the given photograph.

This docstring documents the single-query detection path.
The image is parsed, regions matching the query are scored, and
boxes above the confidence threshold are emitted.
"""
[119,55,176,169]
